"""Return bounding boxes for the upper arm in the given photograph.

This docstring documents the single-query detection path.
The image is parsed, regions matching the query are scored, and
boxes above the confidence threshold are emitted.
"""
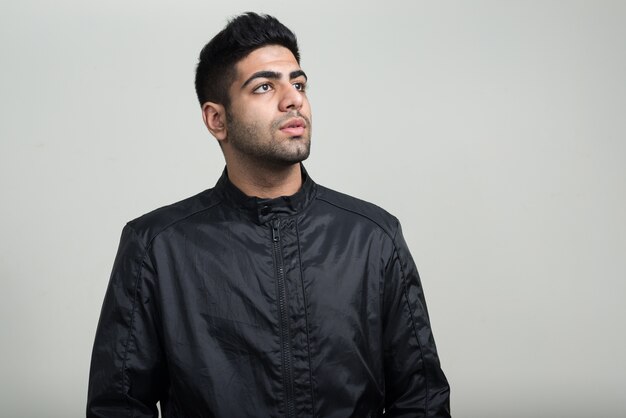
[382,221,450,417]
[87,224,167,418]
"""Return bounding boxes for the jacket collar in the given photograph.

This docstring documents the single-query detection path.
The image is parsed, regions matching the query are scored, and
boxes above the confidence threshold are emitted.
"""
[214,164,317,224]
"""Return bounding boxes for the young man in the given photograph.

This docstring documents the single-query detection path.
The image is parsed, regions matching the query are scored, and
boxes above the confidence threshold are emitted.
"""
[87,12,450,418]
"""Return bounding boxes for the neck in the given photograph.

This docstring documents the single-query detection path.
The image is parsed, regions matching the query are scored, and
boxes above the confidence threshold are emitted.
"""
[226,160,303,199]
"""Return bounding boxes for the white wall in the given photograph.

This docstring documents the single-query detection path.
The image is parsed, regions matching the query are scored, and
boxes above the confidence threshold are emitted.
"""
[1,1,625,416]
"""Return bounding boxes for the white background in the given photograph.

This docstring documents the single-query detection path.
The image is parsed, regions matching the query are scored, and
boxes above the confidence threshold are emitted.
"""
[1,1,625,417]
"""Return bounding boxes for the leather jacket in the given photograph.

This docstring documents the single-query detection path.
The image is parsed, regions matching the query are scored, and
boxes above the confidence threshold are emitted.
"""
[87,167,450,417]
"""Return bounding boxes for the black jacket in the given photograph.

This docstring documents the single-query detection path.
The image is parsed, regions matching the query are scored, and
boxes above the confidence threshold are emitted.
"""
[87,168,450,417]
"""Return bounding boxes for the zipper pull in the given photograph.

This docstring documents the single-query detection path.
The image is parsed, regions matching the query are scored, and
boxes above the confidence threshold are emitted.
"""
[272,219,280,242]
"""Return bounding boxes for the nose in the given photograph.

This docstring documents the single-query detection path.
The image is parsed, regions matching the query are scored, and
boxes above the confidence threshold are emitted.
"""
[278,84,304,112]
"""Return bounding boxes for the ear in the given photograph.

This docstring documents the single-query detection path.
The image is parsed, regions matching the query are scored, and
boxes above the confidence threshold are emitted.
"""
[201,102,227,141]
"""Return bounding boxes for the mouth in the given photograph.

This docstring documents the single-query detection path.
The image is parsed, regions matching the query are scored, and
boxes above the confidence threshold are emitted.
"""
[280,118,306,137]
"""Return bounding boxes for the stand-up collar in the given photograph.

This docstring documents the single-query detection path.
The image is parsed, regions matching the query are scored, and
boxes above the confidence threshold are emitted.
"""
[214,164,317,224]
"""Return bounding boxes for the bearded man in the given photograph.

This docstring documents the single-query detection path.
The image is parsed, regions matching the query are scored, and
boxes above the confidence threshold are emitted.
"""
[87,12,450,418]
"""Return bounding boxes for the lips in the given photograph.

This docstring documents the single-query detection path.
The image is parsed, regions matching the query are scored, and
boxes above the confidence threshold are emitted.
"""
[280,118,306,137]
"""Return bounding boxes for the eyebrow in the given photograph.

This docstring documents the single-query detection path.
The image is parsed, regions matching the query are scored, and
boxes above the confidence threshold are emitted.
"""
[241,70,308,89]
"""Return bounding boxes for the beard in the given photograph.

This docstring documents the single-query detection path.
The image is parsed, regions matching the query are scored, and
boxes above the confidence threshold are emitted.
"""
[225,110,312,167]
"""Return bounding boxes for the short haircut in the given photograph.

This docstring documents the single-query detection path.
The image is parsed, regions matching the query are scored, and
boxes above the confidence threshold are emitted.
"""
[195,12,300,108]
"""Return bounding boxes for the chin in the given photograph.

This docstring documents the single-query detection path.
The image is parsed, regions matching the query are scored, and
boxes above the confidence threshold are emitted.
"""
[272,149,310,166]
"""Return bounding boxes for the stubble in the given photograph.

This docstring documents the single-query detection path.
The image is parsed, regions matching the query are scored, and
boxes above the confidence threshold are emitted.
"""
[226,111,312,167]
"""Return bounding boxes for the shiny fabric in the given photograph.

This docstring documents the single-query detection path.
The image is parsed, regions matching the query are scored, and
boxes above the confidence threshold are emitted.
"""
[87,167,450,417]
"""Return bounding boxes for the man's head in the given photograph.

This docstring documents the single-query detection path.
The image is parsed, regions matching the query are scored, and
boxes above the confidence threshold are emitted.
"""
[195,12,300,109]
[196,12,312,168]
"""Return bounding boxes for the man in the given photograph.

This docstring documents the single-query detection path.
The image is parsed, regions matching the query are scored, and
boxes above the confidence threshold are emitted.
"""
[87,12,450,418]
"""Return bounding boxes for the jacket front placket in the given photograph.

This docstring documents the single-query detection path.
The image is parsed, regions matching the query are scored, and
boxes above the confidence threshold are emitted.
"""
[269,215,313,418]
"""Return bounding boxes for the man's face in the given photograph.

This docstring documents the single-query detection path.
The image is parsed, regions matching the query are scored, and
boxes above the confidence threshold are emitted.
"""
[224,45,312,167]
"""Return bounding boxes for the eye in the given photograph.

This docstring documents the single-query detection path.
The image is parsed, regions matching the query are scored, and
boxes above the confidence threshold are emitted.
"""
[253,83,273,94]
[293,82,306,92]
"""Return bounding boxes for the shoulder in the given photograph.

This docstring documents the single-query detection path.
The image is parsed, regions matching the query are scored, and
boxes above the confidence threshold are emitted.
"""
[314,184,399,239]
[125,188,221,249]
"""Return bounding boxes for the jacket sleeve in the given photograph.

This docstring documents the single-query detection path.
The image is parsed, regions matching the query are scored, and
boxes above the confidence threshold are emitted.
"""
[382,221,450,417]
[87,224,167,418]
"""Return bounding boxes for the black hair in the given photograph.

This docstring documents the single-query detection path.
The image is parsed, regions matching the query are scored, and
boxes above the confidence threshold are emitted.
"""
[194,12,300,107]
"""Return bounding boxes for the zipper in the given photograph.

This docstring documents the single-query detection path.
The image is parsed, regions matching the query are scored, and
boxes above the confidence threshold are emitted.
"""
[272,219,296,417]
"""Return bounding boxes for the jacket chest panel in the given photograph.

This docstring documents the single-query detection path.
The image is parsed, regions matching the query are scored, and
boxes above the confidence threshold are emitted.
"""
[154,219,312,416]
[296,219,389,412]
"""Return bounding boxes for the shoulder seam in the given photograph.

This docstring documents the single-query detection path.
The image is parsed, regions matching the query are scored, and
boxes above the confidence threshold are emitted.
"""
[118,223,149,409]
[130,198,224,252]
[390,227,429,414]
[315,195,397,242]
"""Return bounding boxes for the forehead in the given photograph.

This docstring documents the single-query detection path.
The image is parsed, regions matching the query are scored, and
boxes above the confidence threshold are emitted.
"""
[234,45,300,79]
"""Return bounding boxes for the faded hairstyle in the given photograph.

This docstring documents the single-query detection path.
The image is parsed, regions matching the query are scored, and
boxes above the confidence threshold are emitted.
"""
[194,12,300,108]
